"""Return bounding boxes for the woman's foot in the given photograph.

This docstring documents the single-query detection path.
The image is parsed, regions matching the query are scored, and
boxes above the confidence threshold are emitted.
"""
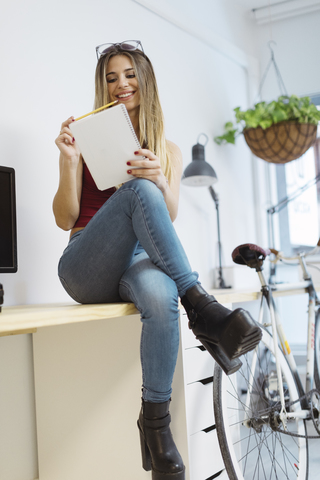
[181,284,262,374]
[138,399,185,479]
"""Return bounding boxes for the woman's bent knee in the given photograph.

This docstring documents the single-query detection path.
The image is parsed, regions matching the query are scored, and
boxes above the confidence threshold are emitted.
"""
[119,255,179,321]
[121,178,165,209]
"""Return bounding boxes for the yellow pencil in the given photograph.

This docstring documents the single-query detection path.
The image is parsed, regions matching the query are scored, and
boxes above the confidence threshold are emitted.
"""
[74,100,119,121]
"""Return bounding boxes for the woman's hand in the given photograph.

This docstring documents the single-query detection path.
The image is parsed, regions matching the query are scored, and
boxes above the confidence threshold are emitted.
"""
[127,149,168,193]
[55,117,80,161]
[53,117,83,230]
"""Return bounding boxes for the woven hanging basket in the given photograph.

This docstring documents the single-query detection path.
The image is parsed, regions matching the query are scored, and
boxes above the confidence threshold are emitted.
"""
[243,121,317,164]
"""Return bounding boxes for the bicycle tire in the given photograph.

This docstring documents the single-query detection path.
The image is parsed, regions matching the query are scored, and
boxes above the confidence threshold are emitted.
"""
[314,309,320,391]
[213,328,309,480]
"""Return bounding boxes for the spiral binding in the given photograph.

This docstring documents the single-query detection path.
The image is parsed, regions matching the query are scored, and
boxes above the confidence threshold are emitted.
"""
[119,103,141,150]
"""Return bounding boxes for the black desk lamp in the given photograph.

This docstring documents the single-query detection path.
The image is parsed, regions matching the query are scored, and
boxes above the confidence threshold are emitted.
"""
[182,134,230,289]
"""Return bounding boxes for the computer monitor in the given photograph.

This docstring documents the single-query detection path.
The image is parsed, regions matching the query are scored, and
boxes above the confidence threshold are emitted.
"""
[0,166,17,273]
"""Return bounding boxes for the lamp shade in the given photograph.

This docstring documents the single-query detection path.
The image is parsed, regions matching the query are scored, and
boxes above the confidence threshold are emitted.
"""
[182,142,218,186]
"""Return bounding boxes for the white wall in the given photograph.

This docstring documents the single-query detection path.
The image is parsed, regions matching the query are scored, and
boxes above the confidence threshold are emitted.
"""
[256,9,320,100]
[0,0,259,308]
[2,4,318,306]
[0,1,261,479]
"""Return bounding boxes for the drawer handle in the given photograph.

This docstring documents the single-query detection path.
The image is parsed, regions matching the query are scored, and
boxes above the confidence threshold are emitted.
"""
[197,345,206,351]
[199,376,213,385]
[203,424,216,434]
[205,469,224,479]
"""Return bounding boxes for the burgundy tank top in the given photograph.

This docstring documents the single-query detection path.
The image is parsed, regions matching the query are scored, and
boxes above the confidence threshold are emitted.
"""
[73,163,116,228]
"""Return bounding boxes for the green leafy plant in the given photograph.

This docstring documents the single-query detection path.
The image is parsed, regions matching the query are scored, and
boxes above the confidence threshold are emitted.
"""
[214,95,320,145]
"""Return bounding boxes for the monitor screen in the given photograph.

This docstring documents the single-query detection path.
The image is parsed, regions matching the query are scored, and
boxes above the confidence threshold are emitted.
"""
[0,166,17,273]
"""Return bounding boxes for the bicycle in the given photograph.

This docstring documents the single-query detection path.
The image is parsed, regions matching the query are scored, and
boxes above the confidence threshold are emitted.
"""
[213,242,320,480]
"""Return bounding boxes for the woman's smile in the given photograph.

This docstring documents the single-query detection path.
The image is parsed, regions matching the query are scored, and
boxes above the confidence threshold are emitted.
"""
[116,90,136,100]
[106,55,140,115]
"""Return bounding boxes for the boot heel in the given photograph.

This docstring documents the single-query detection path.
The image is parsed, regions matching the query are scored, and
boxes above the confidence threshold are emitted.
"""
[200,340,242,375]
[219,308,262,359]
[138,422,152,471]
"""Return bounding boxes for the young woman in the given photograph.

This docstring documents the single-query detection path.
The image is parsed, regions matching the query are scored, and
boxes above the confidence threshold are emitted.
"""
[53,41,261,480]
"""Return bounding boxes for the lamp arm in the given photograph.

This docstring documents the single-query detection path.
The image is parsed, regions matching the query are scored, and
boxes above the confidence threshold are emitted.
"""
[209,185,219,207]
[208,186,230,288]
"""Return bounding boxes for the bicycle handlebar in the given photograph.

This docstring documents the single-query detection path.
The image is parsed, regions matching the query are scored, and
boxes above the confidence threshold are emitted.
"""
[270,242,320,264]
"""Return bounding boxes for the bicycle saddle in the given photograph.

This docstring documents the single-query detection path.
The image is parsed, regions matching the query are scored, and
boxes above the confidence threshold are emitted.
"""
[232,243,270,270]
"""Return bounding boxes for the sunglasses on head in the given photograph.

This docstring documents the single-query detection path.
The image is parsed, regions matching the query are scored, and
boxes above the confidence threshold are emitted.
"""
[96,40,144,60]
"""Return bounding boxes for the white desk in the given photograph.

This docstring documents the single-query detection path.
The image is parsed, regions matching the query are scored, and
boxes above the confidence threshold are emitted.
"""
[1,301,189,480]
[0,286,314,480]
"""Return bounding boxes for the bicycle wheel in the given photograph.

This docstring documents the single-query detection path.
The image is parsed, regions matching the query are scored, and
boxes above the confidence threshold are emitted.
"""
[314,309,320,391]
[213,328,309,480]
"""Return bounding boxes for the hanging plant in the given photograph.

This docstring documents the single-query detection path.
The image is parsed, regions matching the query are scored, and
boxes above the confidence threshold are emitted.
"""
[214,95,320,164]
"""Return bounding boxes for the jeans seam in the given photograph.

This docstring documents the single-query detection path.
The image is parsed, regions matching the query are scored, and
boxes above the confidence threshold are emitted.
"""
[140,324,146,396]
[120,279,142,309]
[119,279,146,392]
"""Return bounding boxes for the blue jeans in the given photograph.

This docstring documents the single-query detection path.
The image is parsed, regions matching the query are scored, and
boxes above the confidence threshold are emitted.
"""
[58,179,199,402]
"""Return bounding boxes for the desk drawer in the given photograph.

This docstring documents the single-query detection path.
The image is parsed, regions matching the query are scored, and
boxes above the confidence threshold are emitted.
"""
[183,346,215,385]
[185,380,214,435]
[189,429,225,480]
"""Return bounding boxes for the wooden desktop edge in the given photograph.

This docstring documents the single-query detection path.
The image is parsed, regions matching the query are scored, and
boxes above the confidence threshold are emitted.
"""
[0,302,139,336]
[0,284,319,337]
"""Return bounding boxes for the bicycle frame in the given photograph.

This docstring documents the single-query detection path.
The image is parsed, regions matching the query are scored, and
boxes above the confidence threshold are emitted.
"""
[217,242,320,480]
[253,252,319,424]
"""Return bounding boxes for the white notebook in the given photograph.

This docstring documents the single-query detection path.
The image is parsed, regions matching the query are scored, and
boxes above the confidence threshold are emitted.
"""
[69,103,144,190]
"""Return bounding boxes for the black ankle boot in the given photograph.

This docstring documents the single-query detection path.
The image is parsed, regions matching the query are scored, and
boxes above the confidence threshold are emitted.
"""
[181,284,262,374]
[137,399,185,480]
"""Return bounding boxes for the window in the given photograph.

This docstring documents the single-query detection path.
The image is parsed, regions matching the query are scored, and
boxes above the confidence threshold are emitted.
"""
[275,96,320,254]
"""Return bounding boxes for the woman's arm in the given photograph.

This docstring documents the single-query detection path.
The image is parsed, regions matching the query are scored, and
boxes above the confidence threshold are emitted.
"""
[126,140,183,222]
[52,117,83,231]
[161,141,183,221]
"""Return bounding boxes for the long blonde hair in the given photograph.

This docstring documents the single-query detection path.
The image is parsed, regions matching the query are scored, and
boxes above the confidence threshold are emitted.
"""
[94,48,172,182]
